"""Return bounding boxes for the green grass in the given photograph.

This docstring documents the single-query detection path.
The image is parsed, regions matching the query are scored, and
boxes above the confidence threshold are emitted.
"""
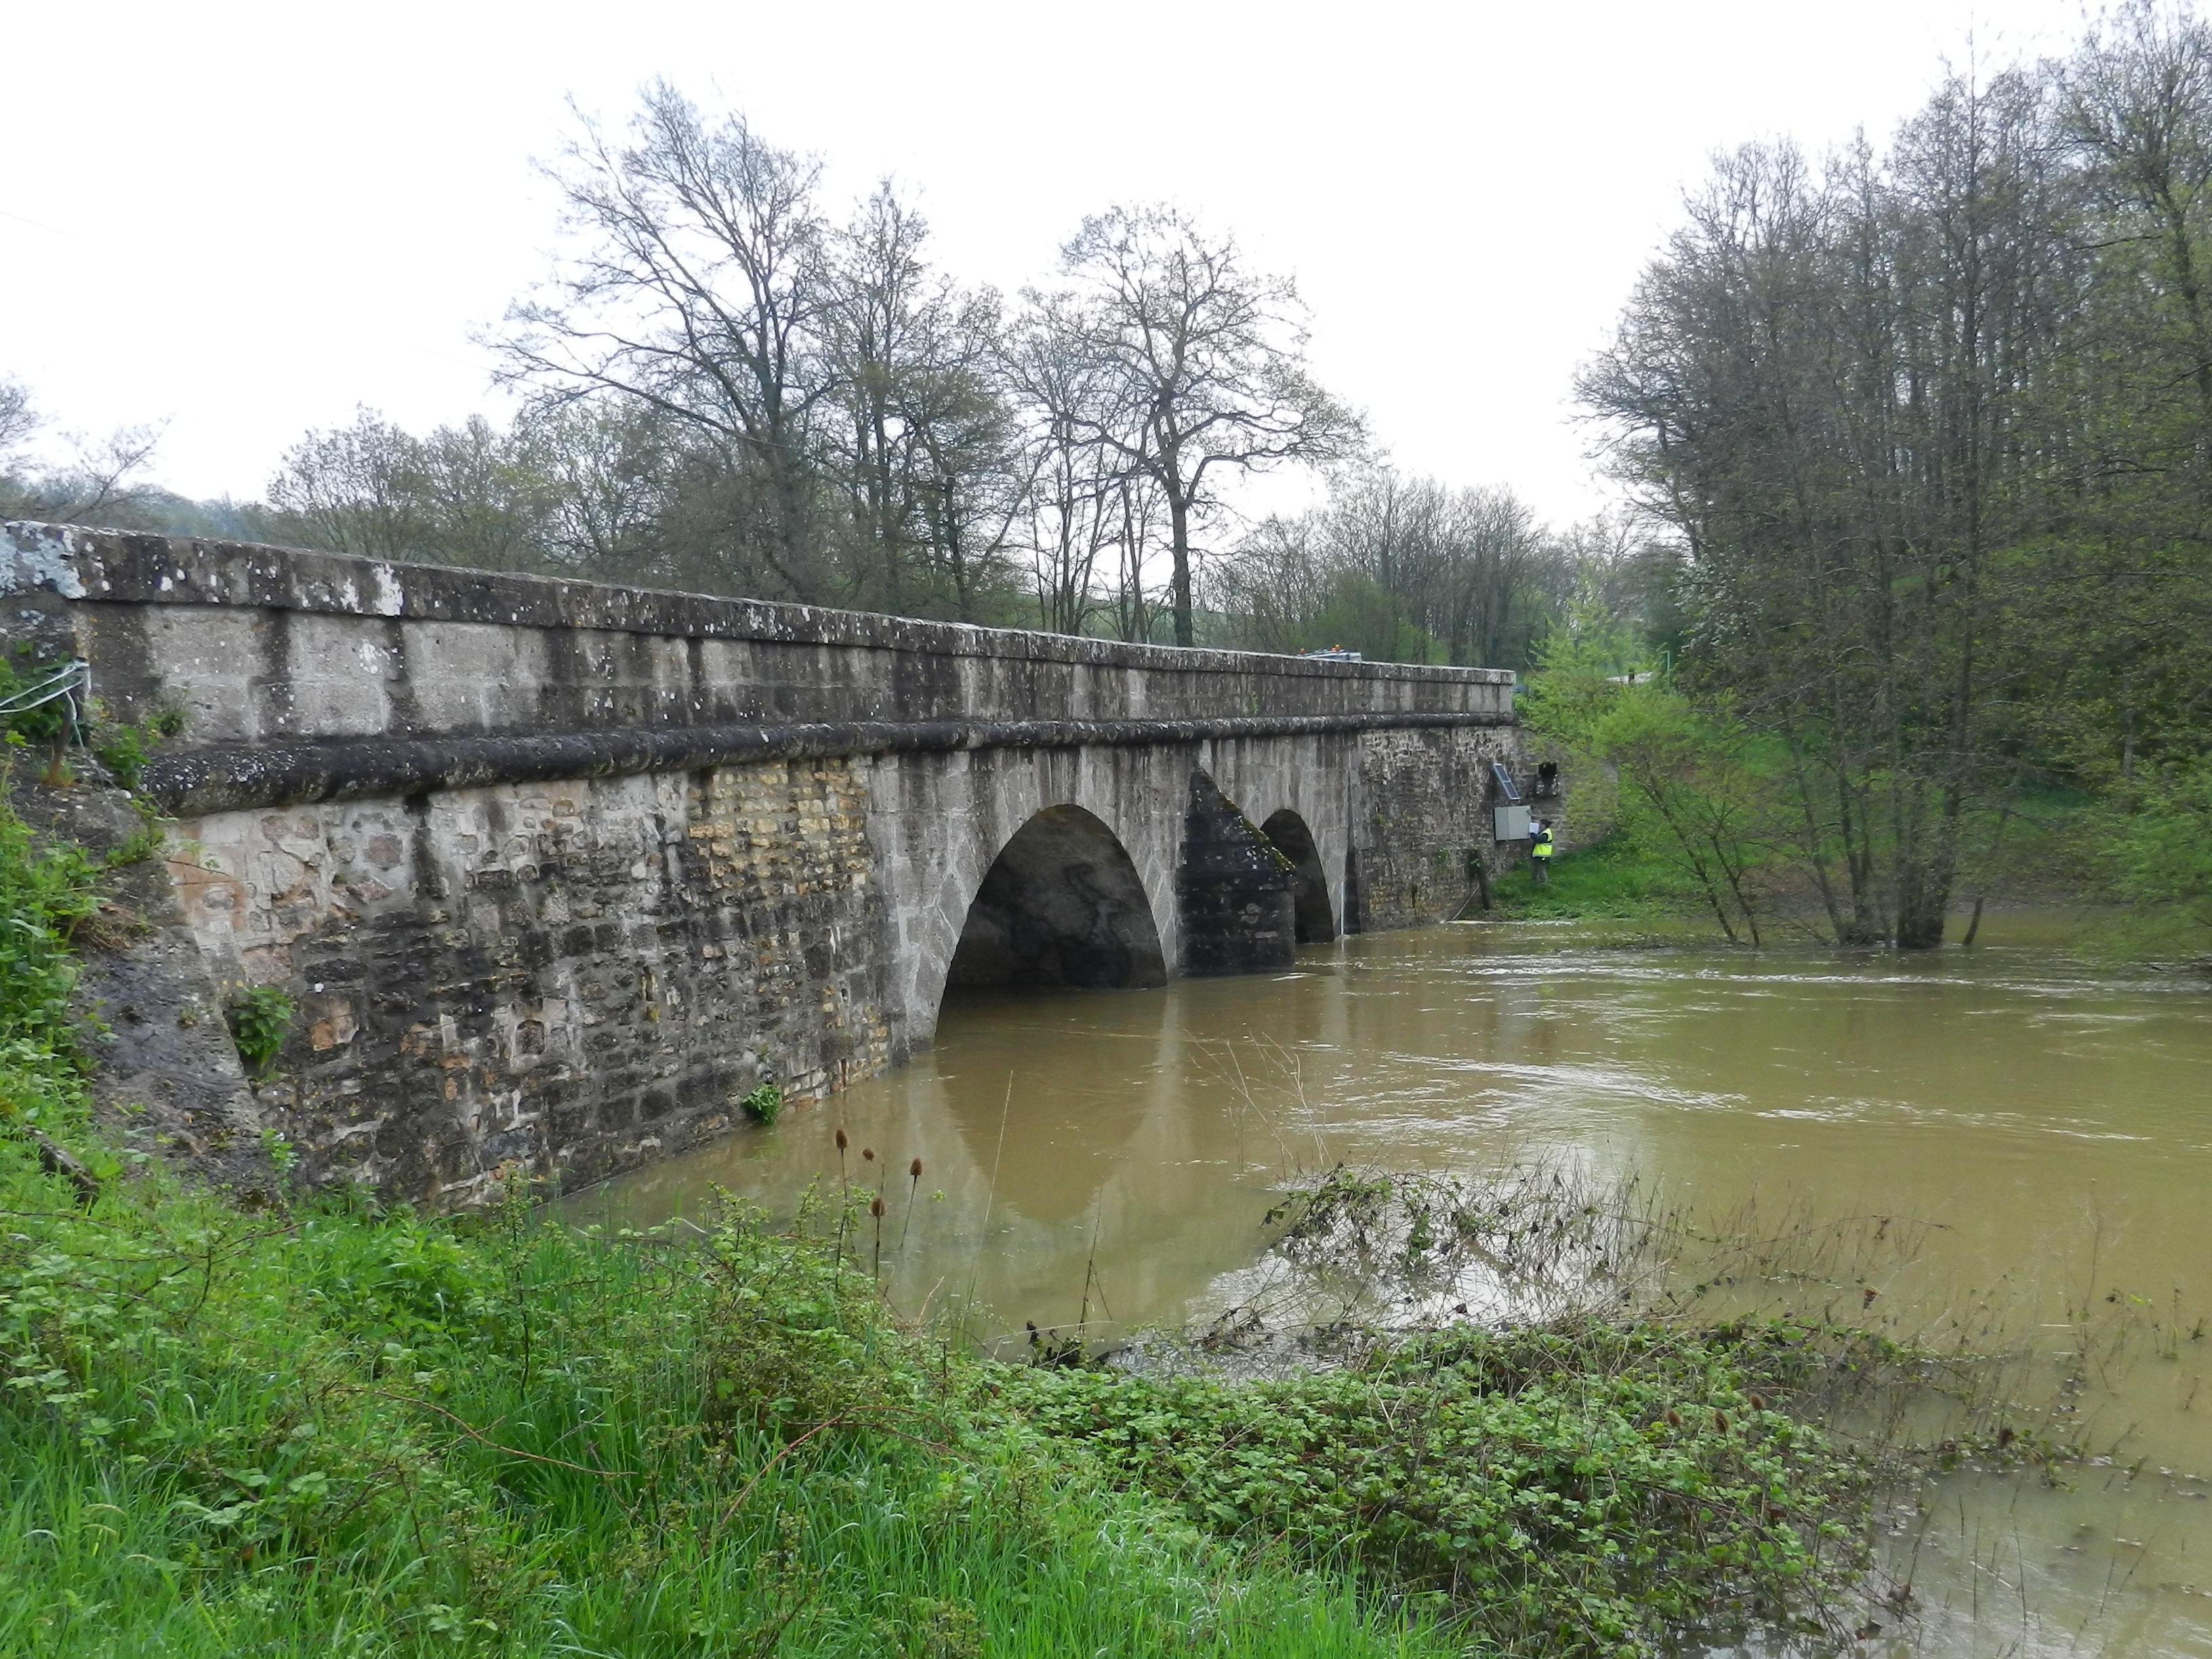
[1486,834,1708,923]
[0,1183,1451,1658]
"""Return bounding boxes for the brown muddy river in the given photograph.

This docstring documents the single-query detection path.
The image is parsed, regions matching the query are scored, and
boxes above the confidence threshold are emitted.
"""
[579,914,2212,1657]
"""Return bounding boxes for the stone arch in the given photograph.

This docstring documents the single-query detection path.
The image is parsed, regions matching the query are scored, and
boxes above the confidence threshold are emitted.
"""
[942,804,1168,999]
[1260,808,1337,944]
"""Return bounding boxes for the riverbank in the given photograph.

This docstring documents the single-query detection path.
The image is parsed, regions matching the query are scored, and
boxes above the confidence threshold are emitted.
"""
[1,785,1889,1656]
[1482,832,1711,928]
[1484,829,2212,970]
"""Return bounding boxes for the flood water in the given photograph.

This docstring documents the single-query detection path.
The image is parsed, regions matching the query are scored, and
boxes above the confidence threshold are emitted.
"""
[579,914,2212,1657]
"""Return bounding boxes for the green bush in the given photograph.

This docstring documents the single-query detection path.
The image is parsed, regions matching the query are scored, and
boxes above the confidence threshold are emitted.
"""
[0,654,75,748]
[90,722,150,790]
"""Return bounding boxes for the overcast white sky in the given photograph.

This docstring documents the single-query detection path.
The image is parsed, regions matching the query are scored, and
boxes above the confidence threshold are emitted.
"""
[4,0,2095,527]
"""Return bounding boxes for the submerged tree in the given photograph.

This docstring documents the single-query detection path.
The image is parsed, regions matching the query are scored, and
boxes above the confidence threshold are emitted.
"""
[1580,59,2076,946]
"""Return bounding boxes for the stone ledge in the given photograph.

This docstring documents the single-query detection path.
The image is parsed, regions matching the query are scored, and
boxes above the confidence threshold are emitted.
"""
[143,710,1515,816]
[3,520,1515,687]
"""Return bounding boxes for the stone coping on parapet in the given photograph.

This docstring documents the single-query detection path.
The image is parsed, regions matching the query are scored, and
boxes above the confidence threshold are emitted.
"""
[142,710,1515,817]
[3,520,1515,687]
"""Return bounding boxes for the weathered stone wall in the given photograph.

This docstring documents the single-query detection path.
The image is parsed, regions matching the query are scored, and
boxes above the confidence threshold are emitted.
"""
[1,521,1509,750]
[1351,726,1533,930]
[3,520,1539,1206]
[168,762,889,1204]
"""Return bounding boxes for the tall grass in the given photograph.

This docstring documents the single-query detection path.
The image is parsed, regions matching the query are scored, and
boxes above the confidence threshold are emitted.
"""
[0,1169,1453,1658]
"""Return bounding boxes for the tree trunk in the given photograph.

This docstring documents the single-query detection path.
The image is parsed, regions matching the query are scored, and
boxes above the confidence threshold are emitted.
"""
[1168,488,1195,647]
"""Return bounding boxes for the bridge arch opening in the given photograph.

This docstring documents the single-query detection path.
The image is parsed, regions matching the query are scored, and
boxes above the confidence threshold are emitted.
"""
[1261,809,1337,945]
[943,806,1167,998]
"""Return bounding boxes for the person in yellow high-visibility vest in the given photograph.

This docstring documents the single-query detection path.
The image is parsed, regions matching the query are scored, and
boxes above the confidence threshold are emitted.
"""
[1530,819,1555,886]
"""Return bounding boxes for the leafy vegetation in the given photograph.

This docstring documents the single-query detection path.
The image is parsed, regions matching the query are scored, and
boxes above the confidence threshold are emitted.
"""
[0,779,100,1142]
[223,984,293,1077]
[88,722,151,791]
[741,1080,785,1125]
[1004,1322,1869,1657]
[2115,756,2212,954]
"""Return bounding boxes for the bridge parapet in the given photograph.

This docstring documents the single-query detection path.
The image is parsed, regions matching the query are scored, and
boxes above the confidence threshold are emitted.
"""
[4,519,1508,742]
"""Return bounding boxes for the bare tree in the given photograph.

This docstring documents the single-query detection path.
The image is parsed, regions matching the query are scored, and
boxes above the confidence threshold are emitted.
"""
[495,82,835,601]
[904,289,1022,621]
[1042,205,1365,644]
[0,377,35,471]
[823,182,933,611]
[1209,468,1571,667]
[822,183,1021,619]
[1002,318,1120,634]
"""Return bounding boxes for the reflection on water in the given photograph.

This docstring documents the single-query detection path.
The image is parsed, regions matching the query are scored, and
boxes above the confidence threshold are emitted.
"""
[575,912,2212,1657]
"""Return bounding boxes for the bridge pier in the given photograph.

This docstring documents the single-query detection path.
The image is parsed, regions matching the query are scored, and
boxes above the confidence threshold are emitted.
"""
[1176,771,1296,977]
[3,520,1545,1208]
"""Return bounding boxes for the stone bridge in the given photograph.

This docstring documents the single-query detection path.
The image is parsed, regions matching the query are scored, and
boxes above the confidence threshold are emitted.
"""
[3,520,1542,1207]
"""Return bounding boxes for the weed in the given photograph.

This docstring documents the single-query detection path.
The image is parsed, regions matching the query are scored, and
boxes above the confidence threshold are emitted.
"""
[259,1127,299,1175]
[91,722,150,790]
[741,1081,784,1125]
[1006,1321,1871,1657]
[225,985,294,1076]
